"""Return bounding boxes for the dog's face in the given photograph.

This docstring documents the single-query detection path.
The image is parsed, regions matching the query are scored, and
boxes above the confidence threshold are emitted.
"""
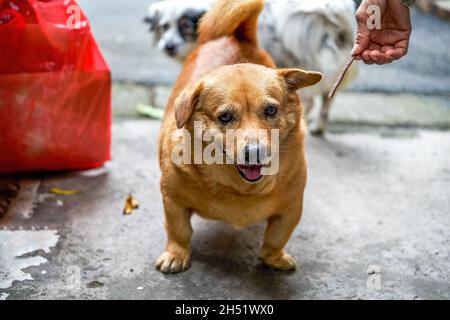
[174,64,322,186]
[145,1,209,60]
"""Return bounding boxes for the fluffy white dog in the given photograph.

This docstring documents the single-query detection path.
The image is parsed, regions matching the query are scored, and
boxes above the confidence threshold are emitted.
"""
[145,0,357,135]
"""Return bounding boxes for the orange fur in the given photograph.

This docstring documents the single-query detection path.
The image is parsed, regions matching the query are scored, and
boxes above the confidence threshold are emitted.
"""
[156,0,322,273]
[198,0,264,45]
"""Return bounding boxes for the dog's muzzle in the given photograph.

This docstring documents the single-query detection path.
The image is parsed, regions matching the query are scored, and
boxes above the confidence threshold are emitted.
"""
[235,144,266,183]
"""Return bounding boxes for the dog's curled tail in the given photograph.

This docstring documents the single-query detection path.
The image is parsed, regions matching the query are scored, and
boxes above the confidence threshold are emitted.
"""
[198,0,265,45]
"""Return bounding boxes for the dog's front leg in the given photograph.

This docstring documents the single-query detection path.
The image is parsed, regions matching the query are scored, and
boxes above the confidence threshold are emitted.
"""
[260,207,302,271]
[155,197,193,273]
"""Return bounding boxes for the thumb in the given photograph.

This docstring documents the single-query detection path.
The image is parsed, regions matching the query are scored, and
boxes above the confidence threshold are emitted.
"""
[352,8,371,56]
[352,29,371,56]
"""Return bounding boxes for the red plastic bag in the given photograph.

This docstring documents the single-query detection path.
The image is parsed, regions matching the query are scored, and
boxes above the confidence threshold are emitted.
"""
[0,0,111,173]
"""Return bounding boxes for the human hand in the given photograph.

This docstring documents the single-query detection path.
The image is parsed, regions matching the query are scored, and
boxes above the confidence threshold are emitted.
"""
[352,0,412,65]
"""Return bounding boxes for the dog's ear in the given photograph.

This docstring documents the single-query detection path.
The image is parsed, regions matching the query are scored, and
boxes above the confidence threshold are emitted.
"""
[278,69,323,91]
[180,8,207,38]
[174,82,204,129]
[143,16,157,32]
[145,5,160,32]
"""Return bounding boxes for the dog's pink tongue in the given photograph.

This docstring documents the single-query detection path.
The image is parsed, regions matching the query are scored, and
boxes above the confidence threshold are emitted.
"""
[240,165,262,181]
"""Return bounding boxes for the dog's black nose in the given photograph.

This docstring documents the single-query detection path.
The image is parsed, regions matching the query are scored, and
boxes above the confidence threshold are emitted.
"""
[165,43,177,56]
[244,144,261,165]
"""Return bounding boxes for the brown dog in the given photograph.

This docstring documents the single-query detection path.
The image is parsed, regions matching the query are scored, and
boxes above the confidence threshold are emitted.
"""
[156,0,322,273]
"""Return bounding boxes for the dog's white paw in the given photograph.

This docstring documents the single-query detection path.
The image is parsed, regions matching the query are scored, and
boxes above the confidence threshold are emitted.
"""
[155,251,190,274]
[262,252,297,271]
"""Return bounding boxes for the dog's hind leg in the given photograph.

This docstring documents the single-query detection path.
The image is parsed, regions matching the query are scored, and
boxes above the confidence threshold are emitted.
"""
[310,93,332,136]
[155,197,193,273]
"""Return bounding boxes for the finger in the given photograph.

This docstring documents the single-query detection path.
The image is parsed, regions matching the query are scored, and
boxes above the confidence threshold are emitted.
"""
[352,9,369,54]
[371,31,410,48]
[369,43,382,51]
[379,43,404,62]
[371,52,393,65]
[376,56,394,65]
[381,45,394,54]
[362,55,375,65]
[367,43,381,61]
[368,50,383,63]
[361,50,372,62]
[362,50,378,64]
[352,33,371,56]
[362,56,375,65]
[352,40,369,56]
[385,47,407,60]
[352,41,369,56]
[380,45,398,61]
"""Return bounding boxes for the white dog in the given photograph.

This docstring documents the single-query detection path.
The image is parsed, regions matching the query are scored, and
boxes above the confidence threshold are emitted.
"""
[145,0,213,60]
[145,0,357,135]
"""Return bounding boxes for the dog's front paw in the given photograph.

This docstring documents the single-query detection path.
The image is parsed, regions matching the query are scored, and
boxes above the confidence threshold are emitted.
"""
[155,251,190,274]
[262,252,297,271]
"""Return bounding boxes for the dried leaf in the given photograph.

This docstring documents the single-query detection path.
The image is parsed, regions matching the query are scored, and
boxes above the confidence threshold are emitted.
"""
[123,194,139,215]
[50,188,80,196]
[328,55,357,99]
[86,281,104,289]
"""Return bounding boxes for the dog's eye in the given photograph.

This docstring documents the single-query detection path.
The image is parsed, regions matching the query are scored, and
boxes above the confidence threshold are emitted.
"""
[162,23,170,31]
[265,104,278,117]
[218,111,233,124]
[179,19,194,35]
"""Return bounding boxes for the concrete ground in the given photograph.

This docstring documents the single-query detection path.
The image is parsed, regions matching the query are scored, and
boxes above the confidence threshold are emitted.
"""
[1,1,449,300]
[1,121,449,300]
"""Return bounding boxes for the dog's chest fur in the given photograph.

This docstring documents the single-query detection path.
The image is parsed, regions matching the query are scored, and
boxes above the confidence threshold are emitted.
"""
[184,179,281,227]
[167,158,305,228]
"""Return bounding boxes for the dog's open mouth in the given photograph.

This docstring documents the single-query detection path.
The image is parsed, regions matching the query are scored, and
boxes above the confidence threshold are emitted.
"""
[236,164,264,183]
